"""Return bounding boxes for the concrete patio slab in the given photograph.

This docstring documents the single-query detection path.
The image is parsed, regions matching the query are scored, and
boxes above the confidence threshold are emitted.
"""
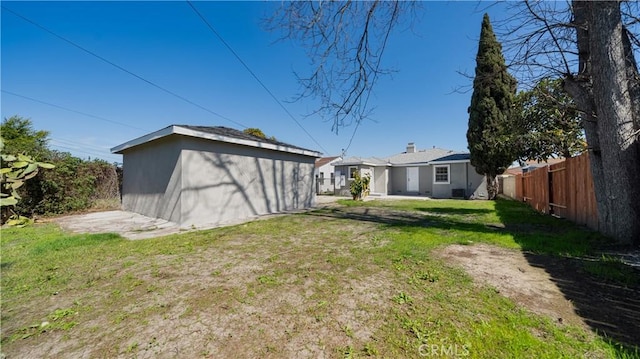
[54,210,184,240]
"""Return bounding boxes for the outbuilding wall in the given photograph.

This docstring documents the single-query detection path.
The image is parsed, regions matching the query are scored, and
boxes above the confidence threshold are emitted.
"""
[121,136,183,223]
[121,135,316,228]
[179,136,316,227]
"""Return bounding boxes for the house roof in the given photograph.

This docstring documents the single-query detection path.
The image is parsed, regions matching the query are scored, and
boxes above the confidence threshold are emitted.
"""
[430,153,471,163]
[111,125,322,157]
[336,156,389,166]
[385,147,453,165]
[315,156,340,168]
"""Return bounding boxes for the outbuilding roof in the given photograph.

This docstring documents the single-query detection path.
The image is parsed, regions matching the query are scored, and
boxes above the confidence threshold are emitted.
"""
[111,125,322,157]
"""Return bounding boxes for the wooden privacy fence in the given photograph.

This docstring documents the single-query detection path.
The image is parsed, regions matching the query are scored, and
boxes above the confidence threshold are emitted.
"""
[513,152,599,230]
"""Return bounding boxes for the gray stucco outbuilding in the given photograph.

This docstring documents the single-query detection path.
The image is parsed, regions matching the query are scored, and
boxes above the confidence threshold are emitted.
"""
[111,125,321,228]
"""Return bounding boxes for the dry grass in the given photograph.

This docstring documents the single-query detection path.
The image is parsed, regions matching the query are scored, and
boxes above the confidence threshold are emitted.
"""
[1,200,637,358]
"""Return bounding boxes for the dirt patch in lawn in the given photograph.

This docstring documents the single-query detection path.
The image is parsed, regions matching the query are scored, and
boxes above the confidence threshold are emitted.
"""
[435,244,640,347]
[3,215,397,358]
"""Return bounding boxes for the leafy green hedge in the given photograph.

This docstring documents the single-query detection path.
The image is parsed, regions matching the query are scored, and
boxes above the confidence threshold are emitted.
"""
[17,152,120,216]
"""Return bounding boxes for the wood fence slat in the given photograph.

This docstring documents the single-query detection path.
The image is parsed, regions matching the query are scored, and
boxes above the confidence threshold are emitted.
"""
[514,153,598,231]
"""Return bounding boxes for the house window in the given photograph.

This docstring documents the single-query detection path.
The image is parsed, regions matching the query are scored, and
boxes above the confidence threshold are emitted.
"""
[319,172,324,180]
[349,166,358,179]
[433,165,450,184]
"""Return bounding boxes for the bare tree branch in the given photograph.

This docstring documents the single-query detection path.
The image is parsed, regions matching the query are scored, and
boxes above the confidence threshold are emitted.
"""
[266,1,417,133]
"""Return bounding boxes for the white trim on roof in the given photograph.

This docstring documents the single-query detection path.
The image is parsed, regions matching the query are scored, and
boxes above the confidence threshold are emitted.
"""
[338,161,389,167]
[111,125,321,157]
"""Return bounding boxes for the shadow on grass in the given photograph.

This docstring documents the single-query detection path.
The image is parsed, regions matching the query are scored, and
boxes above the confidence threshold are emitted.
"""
[494,199,640,349]
[415,207,494,216]
[309,200,640,349]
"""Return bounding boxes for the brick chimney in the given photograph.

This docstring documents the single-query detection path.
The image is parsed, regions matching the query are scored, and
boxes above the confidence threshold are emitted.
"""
[406,142,416,153]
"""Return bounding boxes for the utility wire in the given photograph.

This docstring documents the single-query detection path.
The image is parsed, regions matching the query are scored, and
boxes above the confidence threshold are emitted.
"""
[52,137,113,153]
[48,142,120,162]
[186,0,330,155]
[2,90,150,132]
[2,6,248,129]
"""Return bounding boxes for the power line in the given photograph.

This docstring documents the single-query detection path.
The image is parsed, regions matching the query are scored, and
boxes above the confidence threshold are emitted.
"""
[48,142,120,162]
[51,137,112,153]
[186,0,330,155]
[2,5,248,129]
[2,90,150,132]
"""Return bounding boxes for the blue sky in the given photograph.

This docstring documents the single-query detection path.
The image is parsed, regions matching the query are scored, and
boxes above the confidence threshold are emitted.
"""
[1,1,512,163]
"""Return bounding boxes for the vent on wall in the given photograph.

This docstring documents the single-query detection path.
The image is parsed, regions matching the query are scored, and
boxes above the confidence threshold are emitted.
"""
[451,188,465,199]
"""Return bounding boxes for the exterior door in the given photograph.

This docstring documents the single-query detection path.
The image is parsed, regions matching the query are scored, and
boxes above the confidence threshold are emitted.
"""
[407,167,419,192]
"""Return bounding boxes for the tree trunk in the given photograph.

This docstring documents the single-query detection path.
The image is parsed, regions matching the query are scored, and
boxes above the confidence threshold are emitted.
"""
[569,1,640,244]
[486,174,498,200]
[566,1,611,241]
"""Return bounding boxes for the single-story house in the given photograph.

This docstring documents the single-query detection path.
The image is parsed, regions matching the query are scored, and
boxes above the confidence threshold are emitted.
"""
[315,156,342,194]
[111,125,321,228]
[333,142,488,199]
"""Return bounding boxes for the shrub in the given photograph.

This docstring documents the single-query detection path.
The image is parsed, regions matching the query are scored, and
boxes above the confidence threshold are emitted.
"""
[350,172,370,201]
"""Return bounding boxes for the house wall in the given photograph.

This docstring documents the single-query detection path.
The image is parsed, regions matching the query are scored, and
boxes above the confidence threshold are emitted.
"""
[390,167,407,195]
[332,165,349,196]
[432,163,465,198]
[372,166,388,194]
[431,163,487,199]
[332,165,386,196]
[419,166,434,196]
[121,136,183,223]
[316,159,338,194]
[389,166,432,196]
[333,162,488,199]
[179,136,316,227]
[467,164,488,199]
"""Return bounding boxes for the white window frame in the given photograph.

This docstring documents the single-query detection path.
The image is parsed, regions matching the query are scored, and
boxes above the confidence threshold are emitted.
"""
[349,166,358,179]
[433,164,450,184]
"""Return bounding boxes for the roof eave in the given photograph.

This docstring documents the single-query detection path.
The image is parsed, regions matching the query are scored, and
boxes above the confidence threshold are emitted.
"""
[112,125,322,157]
[429,159,471,164]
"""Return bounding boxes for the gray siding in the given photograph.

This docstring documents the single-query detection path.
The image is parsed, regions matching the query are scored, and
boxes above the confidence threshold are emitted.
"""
[373,167,387,194]
[390,166,431,196]
[331,162,487,199]
[179,136,315,227]
[121,135,316,227]
[390,167,407,194]
[432,163,487,199]
[419,166,433,196]
[121,136,183,223]
[467,164,488,199]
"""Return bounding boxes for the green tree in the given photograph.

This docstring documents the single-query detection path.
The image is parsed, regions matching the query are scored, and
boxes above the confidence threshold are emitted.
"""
[466,14,518,200]
[1,116,50,160]
[513,78,586,162]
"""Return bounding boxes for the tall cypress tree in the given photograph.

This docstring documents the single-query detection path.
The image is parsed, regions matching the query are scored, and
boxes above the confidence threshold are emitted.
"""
[467,13,517,199]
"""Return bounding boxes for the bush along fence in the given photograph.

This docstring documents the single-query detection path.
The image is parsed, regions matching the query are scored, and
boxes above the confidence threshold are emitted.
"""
[506,152,599,231]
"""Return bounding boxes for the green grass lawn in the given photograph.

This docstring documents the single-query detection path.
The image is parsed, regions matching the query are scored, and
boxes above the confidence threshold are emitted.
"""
[1,199,637,358]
